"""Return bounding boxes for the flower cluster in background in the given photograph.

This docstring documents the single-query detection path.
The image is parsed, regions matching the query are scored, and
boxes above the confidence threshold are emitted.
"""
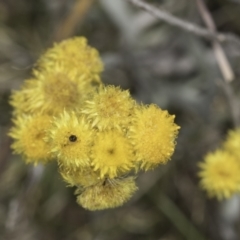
[199,128,240,200]
[9,37,180,211]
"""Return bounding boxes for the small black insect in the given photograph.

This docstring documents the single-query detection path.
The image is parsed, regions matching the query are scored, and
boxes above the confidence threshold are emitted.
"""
[69,135,77,142]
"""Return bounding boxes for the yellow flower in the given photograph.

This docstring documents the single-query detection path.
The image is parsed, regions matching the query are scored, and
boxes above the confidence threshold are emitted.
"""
[199,150,240,200]
[10,37,104,115]
[48,111,94,169]
[36,37,103,85]
[11,67,98,115]
[223,128,240,159]
[59,166,100,187]
[129,104,180,170]
[91,130,134,178]
[9,114,53,164]
[82,85,135,131]
[76,177,138,210]
[32,66,96,114]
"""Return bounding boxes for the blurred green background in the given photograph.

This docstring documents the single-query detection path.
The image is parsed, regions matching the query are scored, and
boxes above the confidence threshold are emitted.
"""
[1,0,240,239]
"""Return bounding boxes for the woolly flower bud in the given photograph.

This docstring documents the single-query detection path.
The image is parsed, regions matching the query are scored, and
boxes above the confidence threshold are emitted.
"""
[36,37,103,85]
[129,104,180,170]
[76,177,138,211]
[91,130,134,178]
[48,111,94,169]
[9,114,53,164]
[223,128,240,159]
[199,150,240,200]
[59,166,100,188]
[82,85,135,131]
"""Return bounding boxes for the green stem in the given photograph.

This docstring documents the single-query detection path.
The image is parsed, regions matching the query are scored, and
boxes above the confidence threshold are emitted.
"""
[150,193,209,240]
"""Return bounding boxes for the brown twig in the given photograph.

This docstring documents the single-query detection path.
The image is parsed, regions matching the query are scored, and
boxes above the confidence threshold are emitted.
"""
[54,0,96,41]
[196,0,234,82]
[196,0,239,126]
[126,0,240,47]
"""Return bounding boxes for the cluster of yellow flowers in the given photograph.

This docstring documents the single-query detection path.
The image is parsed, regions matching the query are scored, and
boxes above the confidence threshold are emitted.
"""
[9,37,180,211]
[199,128,240,200]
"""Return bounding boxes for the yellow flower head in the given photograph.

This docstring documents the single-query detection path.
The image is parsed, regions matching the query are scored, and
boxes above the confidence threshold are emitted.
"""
[9,114,53,164]
[32,66,96,114]
[48,111,94,169]
[59,166,100,188]
[76,177,138,211]
[82,85,135,131]
[199,150,240,200]
[91,130,134,178]
[36,37,103,85]
[12,68,98,116]
[129,104,180,170]
[223,128,240,159]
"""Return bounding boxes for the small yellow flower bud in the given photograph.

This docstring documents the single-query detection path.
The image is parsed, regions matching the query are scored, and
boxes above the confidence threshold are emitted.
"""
[76,177,138,211]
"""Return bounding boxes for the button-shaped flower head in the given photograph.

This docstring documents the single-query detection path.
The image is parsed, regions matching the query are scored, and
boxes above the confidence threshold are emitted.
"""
[199,150,240,200]
[82,85,135,131]
[48,111,94,169]
[76,177,138,211]
[129,104,180,170]
[10,37,103,116]
[9,114,53,164]
[91,130,134,178]
[36,37,103,85]
[11,66,98,116]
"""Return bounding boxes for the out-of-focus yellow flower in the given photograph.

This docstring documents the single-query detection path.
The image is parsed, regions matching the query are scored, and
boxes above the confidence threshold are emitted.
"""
[59,166,100,188]
[223,128,240,159]
[32,67,95,115]
[48,111,94,169]
[82,85,135,131]
[91,130,134,178]
[9,114,53,164]
[11,67,98,116]
[76,177,138,211]
[36,37,103,85]
[199,150,240,200]
[10,37,104,116]
[129,104,180,170]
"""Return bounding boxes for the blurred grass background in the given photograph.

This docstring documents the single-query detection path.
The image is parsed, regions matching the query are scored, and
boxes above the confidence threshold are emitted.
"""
[1,0,240,239]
